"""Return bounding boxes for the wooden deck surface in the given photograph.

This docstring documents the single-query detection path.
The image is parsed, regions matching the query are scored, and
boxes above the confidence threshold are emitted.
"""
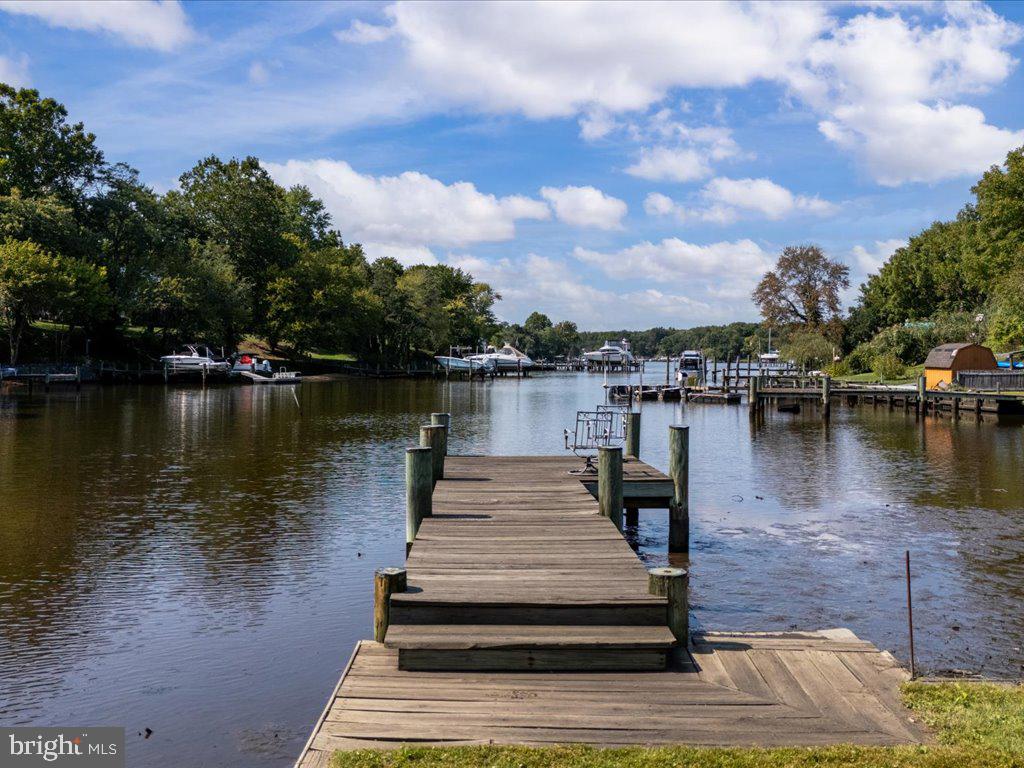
[297,630,928,765]
[295,455,927,766]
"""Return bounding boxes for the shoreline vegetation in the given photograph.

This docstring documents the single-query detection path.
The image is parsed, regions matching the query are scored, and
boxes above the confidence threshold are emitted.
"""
[330,682,1024,768]
[5,84,1024,380]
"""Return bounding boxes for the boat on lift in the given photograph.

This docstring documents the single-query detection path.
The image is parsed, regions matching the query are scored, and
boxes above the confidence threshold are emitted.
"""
[679,350,703,371]
[583,339,634,365]
[160,344,231,372]
[467,344,533,371]
[434,355,494,373]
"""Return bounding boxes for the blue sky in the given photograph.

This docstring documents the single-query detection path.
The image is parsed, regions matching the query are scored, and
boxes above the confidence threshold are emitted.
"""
[2,1,1024,329]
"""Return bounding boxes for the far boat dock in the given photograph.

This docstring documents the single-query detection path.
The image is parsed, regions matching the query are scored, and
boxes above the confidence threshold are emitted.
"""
[295,416,928,765]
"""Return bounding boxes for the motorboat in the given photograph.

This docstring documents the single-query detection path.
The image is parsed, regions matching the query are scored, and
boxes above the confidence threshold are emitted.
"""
[759,351,781,365]
[679,350,703,371]
[232,354,273,375]
[434,355,494,373]
[467,344,533,371]
[583,339,634,365]
[160,345,230,372]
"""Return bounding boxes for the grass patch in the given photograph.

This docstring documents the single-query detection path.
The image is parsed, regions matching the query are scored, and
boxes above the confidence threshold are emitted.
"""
[307,351,357,362]
[837,364,925,385]
[903,681,1024,752]
[331,682,1024,768]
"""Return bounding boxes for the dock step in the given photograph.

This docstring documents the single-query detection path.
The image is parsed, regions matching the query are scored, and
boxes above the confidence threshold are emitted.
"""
[389,593,668,626]
[385,624,676,671]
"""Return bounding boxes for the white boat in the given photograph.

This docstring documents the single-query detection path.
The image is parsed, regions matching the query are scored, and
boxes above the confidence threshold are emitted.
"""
[434,355,494,373]
[679,350,703,371]
[467,344,533,371]
[160,345,230,372]
[759,351,781,365]
[583,339,634,365]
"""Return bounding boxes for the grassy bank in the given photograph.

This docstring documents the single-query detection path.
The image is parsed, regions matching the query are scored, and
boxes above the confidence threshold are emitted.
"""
[332,682,1024,768]
[836,364,925,385]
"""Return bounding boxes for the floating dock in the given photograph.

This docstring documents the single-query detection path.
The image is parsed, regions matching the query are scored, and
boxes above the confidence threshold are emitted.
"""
[296,439,927,766]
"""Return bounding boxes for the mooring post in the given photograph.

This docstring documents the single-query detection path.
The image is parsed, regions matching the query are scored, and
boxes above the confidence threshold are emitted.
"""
[598,445,624,531]
[917,375,926,415]
[648,566,689,653]
[373,567,407,642]
[821,374,831,421]
[747,374,759,414]
[625,411,641,458]
[405,446,433,552]
[668,425,689,552]
[419,424,446,483]
[430,412,451,456]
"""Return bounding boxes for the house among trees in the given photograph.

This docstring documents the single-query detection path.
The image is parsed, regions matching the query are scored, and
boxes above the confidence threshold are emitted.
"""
[923,343,997,389]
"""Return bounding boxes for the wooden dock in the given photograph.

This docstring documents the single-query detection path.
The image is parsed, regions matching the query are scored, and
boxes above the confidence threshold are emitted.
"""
[296,445,927,766]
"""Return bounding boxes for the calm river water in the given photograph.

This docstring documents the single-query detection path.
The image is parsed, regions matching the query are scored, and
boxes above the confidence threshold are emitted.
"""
[2,372,1023,767]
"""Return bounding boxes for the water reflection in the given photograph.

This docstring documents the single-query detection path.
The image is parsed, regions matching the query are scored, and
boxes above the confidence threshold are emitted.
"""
[1,374,1022,768]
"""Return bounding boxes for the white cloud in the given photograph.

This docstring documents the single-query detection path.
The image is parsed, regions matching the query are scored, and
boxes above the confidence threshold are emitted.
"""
[363,243,438,267]
[645,178,837,223]
[263,159,550,259]
[702,177,837,219]
[539,185,626,230]
[795,3,1024,185]
[343,1,1023,186]
[625,146,710,183]
[367,2,828,118]
[0,53,28,86]
[335,19,395,44]
[0,0,194,51]
[574,238,771,284]
[248,61,269,85]
[851,238,906,275]
[445,253,721,328]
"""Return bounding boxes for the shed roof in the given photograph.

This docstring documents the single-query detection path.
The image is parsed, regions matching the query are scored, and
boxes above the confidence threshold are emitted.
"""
[924,342,978,369]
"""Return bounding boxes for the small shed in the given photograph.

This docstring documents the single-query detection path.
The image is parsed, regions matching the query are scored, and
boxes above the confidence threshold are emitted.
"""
[924,342,997,388]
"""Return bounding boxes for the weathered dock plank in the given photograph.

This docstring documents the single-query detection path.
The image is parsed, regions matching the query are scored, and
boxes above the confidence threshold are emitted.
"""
[298,635,928,763]
[295,453,927,767]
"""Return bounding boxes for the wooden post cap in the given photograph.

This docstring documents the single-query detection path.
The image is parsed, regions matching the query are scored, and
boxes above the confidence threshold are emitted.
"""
[375,566,408,587]
[648,566,687,580]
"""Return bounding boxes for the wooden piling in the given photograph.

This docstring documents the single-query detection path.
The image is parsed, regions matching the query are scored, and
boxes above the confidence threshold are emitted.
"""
[952,396,960,419]
[975,397,983,418]
[916,376,926,415]
[747,375,759,413]
[374,567,407,642]
[598,445,624,531]
[648,566,689,650]
[821,375,831,421]
[430,413,451,456]
[625,412,641,458]
[406,447,433,550]
[668,425,689,553]
[420,424,446,483]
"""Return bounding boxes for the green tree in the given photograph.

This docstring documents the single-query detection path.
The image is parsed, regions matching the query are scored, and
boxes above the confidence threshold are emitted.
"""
[147,240,249,350]
[85,164,177,327]
[753,245,849,337]
[168,156,299,325]
[266,241,371,355]
[0,85,105,204]
[0,238,107,363]
[987,268,1024,351]
[780,330,834,371]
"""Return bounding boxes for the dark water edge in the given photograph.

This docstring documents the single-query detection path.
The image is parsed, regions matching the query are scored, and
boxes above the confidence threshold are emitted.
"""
[1,373,1023,767]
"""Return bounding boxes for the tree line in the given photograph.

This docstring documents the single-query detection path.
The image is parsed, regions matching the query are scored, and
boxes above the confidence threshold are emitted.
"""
[0,85,499,366]
[747,145,1024,376]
